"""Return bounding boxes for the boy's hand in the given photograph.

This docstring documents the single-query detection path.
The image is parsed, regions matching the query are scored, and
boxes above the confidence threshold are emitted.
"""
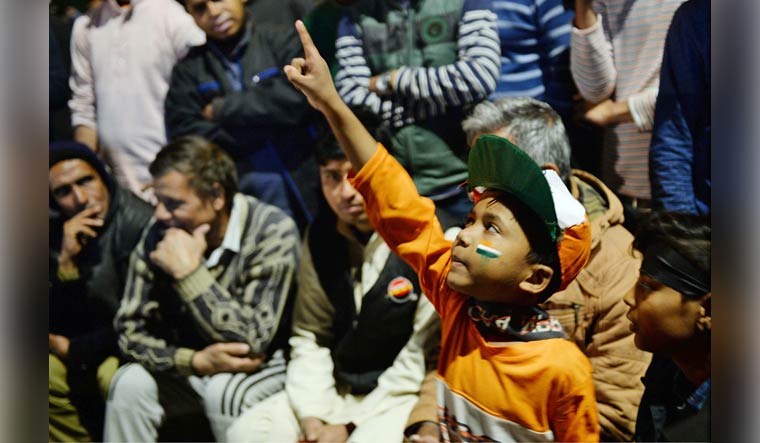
[284,20,342,115]
[409,421,441,443]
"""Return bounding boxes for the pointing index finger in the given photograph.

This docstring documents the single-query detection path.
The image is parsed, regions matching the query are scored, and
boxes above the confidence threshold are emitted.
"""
[295,20,319,59]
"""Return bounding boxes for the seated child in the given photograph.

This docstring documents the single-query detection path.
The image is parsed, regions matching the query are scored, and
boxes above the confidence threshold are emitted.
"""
[283,20,600,442]
[624,212,711,442]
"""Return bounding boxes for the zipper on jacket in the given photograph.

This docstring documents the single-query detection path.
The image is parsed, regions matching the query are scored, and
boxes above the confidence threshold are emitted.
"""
[403,2,413,66]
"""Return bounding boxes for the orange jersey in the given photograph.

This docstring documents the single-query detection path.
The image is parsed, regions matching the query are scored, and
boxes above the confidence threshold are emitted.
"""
[352,144,599,442]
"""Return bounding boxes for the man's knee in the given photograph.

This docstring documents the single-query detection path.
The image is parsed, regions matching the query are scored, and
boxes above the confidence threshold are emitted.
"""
[107,363,159,408]
[49,353,69,396]
[96,356,120,398]
[226,390,298,442]
[349,394,418,443]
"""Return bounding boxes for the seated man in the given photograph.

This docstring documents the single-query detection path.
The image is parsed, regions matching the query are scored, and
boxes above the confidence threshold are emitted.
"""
[49,141,153,441]
[459,97,652,441]
[166,0,320,229]
[104,136,301,441]
[226,130,450,443]
[625,212,710,442]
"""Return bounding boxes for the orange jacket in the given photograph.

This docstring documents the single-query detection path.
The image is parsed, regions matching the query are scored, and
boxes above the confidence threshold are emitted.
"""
[352,144,600,442]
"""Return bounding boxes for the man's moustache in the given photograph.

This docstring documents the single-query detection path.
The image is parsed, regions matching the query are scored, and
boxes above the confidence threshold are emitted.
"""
[156,222,193,234]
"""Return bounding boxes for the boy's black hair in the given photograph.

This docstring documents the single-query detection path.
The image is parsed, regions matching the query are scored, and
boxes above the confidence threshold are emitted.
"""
[314,122,346,166]
[493,191,561,302]
[633,211,711,299]
[314,107,385,166]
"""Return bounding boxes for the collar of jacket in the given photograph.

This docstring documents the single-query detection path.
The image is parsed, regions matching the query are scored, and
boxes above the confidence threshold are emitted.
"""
[570,168,626,251]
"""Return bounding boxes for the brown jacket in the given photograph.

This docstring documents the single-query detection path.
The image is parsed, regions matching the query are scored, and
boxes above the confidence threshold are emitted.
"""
[540,169,652,441]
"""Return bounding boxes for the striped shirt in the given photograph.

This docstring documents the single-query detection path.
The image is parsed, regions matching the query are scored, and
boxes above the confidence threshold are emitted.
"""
[570,0,685,199]
[334,0,500,128]
[686,377,711,411]
[491,0,576,118]
[116,194,300,376]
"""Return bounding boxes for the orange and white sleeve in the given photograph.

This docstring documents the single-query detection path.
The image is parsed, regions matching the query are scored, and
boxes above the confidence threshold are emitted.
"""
[351,143,454,313]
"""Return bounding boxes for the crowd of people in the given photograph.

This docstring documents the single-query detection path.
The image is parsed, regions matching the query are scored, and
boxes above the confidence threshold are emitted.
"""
[49,0,711,442]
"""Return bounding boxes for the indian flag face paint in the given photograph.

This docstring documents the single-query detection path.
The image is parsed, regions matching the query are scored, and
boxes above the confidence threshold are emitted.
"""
[476,241,502,259]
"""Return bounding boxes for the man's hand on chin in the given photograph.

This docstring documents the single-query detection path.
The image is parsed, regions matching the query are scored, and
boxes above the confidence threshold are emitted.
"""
[149,224,210,279]
[59,205,105,275]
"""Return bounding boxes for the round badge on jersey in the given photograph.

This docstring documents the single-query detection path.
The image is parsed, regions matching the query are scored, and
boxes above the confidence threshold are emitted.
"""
[387,276,417,304]
[421,16,449,44]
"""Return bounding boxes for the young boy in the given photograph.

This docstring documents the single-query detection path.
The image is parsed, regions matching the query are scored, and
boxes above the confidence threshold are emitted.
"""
[284,20,599,442]
[624,212,711,442]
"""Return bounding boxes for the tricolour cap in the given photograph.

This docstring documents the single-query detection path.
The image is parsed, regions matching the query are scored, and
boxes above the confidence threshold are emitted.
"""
[467,134,591,291]
[468,134,560,241]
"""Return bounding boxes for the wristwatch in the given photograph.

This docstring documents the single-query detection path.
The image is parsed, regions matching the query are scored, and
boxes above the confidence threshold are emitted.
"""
[374,72,393,96]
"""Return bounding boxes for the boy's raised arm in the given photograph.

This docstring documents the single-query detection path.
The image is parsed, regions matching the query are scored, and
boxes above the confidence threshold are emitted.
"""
[284,20,377,170]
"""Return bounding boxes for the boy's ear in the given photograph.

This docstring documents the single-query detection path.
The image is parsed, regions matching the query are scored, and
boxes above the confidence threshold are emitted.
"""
[696,293,712,333]
[540,163,561,175]
[701,292,711,311]
[211,183,226,211]
[518,264,554,297]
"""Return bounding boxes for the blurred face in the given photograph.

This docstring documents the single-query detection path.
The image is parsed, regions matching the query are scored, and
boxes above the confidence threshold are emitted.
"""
[320,159,372,231]
[469,130,562,176]
[152,170,221,233]
[468,128,513,148]
[624,274,708,354]
[185,0,246,41]
[448,191,546,304]
[50,159,110,220]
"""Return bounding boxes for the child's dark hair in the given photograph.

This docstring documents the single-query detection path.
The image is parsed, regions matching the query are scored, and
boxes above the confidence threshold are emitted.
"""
[494,192,561,302]
[633,211,711,299]
[314,121,346,166]
[315,108,387,166]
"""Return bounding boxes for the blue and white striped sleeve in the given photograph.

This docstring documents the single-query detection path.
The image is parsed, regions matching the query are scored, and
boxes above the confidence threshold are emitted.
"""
[392,0,501,106]
[334,15,384,115]
[537,0,573,63]
[535,0,574,109]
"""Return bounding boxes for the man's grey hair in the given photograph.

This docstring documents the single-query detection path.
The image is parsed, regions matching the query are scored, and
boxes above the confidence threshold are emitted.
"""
[462,97,572,183]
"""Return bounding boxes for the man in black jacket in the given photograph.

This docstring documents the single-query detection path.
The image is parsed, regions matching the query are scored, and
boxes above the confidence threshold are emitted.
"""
[49,141,153,441]
[166,0,319,230]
